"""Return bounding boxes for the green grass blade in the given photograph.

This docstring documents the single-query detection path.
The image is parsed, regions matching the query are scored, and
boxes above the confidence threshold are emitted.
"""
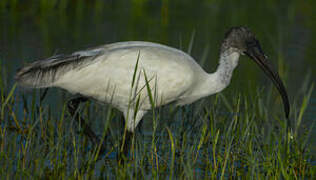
[166,127,175,179]
[143,69,155,108]
[1,83,16,120]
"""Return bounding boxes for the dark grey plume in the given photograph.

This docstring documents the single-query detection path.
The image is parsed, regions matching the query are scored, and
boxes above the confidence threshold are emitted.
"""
[15,49,103,88]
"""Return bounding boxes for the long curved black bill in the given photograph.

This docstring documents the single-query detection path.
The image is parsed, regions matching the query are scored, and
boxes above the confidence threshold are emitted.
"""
[245,41,290,128]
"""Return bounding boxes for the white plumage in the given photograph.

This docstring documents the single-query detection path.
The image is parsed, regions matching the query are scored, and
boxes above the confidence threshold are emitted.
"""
[54,41,236,131]
[16,27,290,133]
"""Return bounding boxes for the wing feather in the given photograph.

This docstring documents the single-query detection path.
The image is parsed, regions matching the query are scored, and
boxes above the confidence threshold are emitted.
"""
[15,49,103,88]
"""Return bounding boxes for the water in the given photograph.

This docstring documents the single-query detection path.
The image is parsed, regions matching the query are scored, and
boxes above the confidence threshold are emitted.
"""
[0,0,315,161]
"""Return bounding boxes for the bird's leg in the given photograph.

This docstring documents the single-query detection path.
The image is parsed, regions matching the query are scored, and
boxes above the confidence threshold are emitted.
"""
[117,114,134,164]
[67,96,106,153]
[117,109,145,164]
[123,130,134,156]
[40,88,49,102]
[118,130,134,165]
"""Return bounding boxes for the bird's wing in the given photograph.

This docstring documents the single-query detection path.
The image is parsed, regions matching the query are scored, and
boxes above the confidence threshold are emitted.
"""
[15,48,104,88]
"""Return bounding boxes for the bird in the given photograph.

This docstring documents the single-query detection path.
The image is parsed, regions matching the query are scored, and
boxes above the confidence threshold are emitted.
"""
[15,26,290,154]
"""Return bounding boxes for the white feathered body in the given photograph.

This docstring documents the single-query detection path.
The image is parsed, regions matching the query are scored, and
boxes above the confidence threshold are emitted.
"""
[16,41,238,131]
[55,42,215,111]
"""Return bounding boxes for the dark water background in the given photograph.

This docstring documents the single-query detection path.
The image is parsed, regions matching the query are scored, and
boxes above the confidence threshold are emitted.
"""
[0,0,315,153]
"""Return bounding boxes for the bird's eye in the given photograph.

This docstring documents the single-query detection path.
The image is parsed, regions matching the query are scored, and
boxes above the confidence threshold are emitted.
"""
[246,39,257,49]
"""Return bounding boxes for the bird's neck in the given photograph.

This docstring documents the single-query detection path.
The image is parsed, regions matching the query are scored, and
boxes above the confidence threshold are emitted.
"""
[176,49,240,105]
[215,49,240,86]
[204,49,240,95]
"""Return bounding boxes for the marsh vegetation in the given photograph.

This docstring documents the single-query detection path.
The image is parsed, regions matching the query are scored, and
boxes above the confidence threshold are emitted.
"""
[0,0,315,178]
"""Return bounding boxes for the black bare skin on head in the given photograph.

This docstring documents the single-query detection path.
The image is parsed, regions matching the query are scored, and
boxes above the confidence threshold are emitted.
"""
[222,26,290,124]
[221,26,259,54]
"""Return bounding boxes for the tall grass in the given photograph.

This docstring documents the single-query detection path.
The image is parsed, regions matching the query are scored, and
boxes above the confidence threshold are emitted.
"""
[0,1,315,178]
[0,59,314,179]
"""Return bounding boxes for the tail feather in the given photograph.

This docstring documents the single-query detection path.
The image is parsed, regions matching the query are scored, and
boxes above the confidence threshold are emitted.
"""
[15,50,103,88]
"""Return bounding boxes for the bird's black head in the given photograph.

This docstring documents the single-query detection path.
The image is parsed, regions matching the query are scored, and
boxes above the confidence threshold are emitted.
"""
[222,26,260,55]
[222,26,291,128]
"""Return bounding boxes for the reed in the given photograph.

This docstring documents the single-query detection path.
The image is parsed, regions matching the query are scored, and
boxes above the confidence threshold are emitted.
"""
[0,0,315,178]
